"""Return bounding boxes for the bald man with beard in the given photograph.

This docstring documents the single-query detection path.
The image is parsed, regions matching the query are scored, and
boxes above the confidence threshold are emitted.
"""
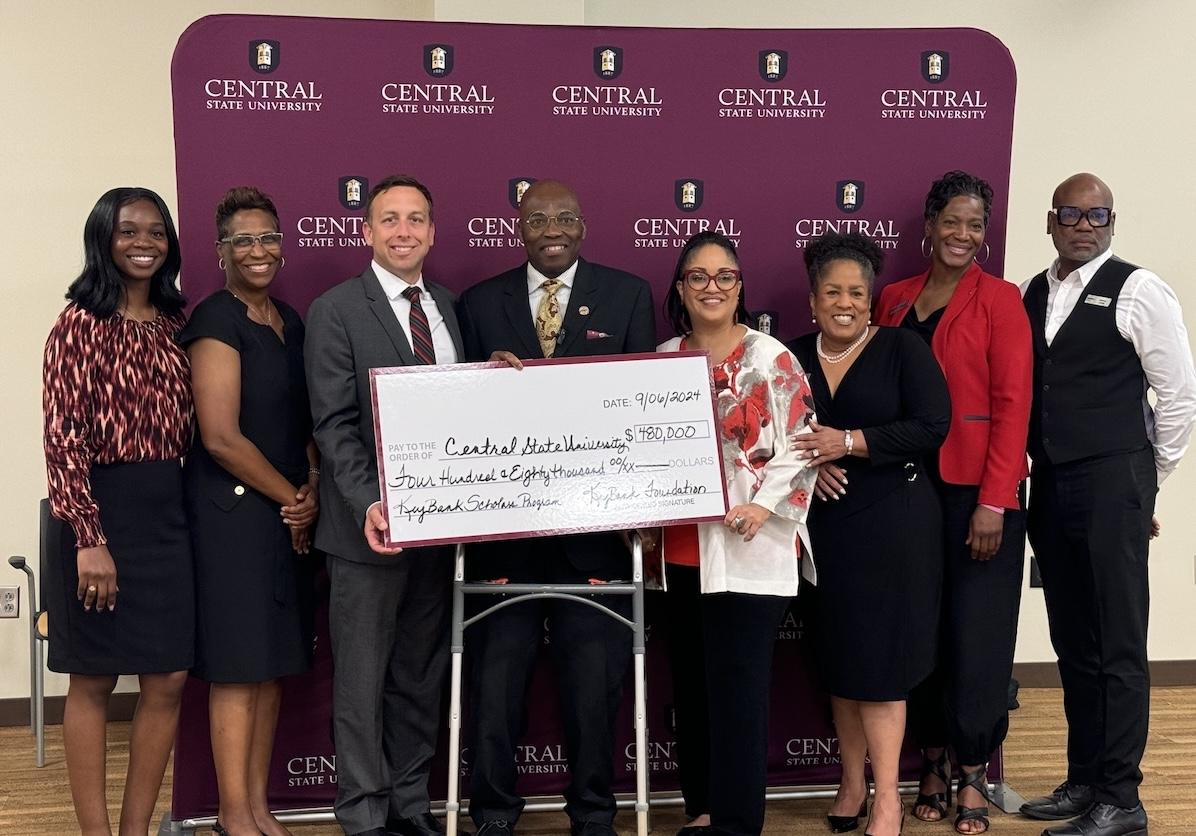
[1018,173,1196,836]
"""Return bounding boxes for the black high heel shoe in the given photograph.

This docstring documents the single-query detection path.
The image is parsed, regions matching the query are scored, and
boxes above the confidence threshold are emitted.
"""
[827,786,869,834]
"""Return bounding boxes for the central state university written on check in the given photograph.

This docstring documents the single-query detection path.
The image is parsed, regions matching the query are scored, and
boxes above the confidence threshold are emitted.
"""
[370,352,729,548]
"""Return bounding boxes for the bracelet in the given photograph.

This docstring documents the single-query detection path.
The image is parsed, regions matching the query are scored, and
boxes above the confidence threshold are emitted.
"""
[308,467,321,476]
[843,429,854,456]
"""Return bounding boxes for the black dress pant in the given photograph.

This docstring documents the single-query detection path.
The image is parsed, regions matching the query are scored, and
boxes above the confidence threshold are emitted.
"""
[909,481,1026,765]
[466,538,632,827]
[703,591,791,836]
[661,565,710,819]
[1027,448,1155,809]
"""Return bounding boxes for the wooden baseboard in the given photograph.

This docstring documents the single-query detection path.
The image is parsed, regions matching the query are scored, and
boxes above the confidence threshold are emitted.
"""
[0,692,140,727]
[0,661,1192,727]
[1013,659,1196,688]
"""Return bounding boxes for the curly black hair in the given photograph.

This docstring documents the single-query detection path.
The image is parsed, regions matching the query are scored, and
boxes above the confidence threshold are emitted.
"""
[804,232,883,290]
[923,170,994,225]
[215,186,280,239]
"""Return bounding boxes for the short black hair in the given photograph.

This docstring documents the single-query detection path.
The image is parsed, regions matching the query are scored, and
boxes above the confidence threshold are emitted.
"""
[66,187,184,318]
[215,186,280,239]
[804,232,883,291]
[664,230,750,336]
[924,170,994,225]
[365,174,434,221]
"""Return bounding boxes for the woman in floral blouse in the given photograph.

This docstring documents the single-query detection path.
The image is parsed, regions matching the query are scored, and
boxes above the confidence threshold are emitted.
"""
[43,187,194,835]
[655,230,817,836]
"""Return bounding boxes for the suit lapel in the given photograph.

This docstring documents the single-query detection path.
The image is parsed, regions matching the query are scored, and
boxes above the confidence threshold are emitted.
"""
[427,281,464,361]
[882,272,927,324]
[502,267,543,357]
[938,262,981,335]
[361,267,417,366]
[556,259,595,356]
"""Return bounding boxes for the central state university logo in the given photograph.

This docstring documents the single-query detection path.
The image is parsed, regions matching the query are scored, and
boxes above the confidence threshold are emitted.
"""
[249,40,280,74]
[921,50,950,83]
[835,180,865,214]
[508,177,536,209]
[424,44,454,77]
[675,179,704,212]
[758,49,788,82]
[594,45,623,79]
[338,176,368,211]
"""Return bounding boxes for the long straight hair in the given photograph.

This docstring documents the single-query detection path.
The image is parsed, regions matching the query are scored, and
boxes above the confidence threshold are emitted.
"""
[66,187,185,318]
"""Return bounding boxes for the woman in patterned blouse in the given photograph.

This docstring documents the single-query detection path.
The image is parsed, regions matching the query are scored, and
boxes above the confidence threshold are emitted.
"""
[655,230,818,836]
[42,187,194,835]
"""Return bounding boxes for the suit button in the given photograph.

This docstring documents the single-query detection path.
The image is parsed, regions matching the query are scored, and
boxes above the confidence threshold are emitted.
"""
[1043,384,1050,391]
[234,485,246,496]
[1045,359,1053,366]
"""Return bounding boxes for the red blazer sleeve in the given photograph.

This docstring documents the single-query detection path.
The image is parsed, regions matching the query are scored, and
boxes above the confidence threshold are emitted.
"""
[977,280,1033,509]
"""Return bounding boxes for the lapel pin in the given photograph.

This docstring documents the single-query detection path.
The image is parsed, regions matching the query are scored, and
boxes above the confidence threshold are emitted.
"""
[578,305,590,316]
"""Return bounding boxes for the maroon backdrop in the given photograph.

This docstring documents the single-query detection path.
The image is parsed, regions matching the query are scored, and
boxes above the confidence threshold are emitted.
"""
[169,15,1015,820]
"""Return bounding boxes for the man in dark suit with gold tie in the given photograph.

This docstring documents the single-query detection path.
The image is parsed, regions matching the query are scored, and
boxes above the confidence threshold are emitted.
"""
[456,180,656,836]
[305,175,461,836]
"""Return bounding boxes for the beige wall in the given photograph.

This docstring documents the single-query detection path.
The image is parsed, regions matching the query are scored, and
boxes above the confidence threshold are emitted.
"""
[3,0,1194,701]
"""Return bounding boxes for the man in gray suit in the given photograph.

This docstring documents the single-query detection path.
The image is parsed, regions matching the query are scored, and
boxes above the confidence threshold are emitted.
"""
[305,175,460,836]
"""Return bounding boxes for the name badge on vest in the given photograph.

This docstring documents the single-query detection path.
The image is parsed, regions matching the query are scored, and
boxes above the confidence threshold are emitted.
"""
[1084,294,1112,308]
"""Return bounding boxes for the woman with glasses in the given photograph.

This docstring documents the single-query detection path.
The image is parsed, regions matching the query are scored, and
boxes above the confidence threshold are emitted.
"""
[654,230,817,836]
[788,232,950,836]
[43,187,194,834]
[875,172,1031,835]
[180,186,319,836]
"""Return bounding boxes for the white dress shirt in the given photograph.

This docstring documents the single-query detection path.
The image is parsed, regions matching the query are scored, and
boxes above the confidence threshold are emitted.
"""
[1020,249,1196,484]
[526,260,579,323]
[372,261,458,365]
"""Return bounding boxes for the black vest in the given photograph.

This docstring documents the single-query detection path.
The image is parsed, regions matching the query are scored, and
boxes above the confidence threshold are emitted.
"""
[1023,256,1148,465]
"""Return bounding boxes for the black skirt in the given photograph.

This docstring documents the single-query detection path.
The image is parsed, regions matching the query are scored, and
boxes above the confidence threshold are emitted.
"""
[47,460,195,675]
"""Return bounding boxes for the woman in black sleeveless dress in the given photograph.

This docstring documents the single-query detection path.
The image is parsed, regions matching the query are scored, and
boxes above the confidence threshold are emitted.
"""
[180,187,318,836]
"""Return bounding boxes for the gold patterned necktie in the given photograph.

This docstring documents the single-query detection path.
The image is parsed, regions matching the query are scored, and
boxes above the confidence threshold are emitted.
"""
[535,278,563,357]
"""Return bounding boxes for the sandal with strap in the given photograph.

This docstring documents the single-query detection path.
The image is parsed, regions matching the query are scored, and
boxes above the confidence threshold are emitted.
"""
[954,765,992,834]
[913,748,952,822]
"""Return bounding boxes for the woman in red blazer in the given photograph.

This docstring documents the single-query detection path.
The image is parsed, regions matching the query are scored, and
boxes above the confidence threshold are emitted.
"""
[875,171,1031,835]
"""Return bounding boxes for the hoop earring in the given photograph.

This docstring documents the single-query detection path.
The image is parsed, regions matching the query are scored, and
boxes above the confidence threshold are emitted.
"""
[921,236,932,259]
[974,242,991,265]
[218,257,225,271]
[280,257,286,269]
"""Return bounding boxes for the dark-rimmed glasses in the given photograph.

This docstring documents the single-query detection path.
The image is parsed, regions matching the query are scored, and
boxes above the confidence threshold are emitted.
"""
[522,212,583,232]
[219,232,284,250]
[1052,206,1113,228]
[682,268,741,291]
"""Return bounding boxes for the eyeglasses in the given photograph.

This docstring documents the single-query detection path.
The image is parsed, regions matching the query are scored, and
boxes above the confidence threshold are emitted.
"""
[522,212,583,232]
[682,268,742,291]
[1051,206,1113,228]
[219,232,284,250]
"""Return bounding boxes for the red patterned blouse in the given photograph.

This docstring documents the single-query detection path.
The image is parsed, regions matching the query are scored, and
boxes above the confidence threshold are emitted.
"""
[42,303,193,548]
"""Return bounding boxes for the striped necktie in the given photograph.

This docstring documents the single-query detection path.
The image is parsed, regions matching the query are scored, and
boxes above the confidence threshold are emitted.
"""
[402,285,437,365]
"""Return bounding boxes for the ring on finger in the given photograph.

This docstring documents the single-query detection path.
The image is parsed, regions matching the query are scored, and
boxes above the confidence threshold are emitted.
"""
[86,585,97,593]
[732,516,745,529]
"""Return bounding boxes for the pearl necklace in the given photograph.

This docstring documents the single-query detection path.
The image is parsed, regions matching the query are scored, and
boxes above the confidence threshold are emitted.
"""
[227,287,273,326]
[816,328,869,364]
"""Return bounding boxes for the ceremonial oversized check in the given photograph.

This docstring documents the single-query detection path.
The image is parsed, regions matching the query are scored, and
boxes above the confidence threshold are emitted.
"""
[370,352,729,547]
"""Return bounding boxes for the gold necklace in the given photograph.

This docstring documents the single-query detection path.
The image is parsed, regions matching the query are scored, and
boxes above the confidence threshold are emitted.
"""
[227,287,273,326]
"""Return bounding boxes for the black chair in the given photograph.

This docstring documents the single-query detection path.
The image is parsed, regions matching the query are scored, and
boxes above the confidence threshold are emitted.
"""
[8,498,57,767]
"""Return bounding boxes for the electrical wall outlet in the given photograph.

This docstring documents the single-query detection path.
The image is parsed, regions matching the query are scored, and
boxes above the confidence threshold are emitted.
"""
[0,586,18,618]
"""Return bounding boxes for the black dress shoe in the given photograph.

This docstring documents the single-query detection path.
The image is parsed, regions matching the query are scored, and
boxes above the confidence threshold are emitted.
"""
[388,812,445,836]
[675,827,711,835]
[1041,802,1148,836]
[1020,781,1097,821]
[475,820,516,836]
[570,821,618,836]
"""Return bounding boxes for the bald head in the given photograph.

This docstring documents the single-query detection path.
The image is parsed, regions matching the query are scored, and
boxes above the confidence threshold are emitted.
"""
[1048,172,1116,275]
[1052,172,1114,209]
[519,179,587,278]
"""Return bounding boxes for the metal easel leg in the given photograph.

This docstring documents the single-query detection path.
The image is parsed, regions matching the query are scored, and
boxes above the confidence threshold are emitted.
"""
[631,536,649,836]
[446,545,467,835]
